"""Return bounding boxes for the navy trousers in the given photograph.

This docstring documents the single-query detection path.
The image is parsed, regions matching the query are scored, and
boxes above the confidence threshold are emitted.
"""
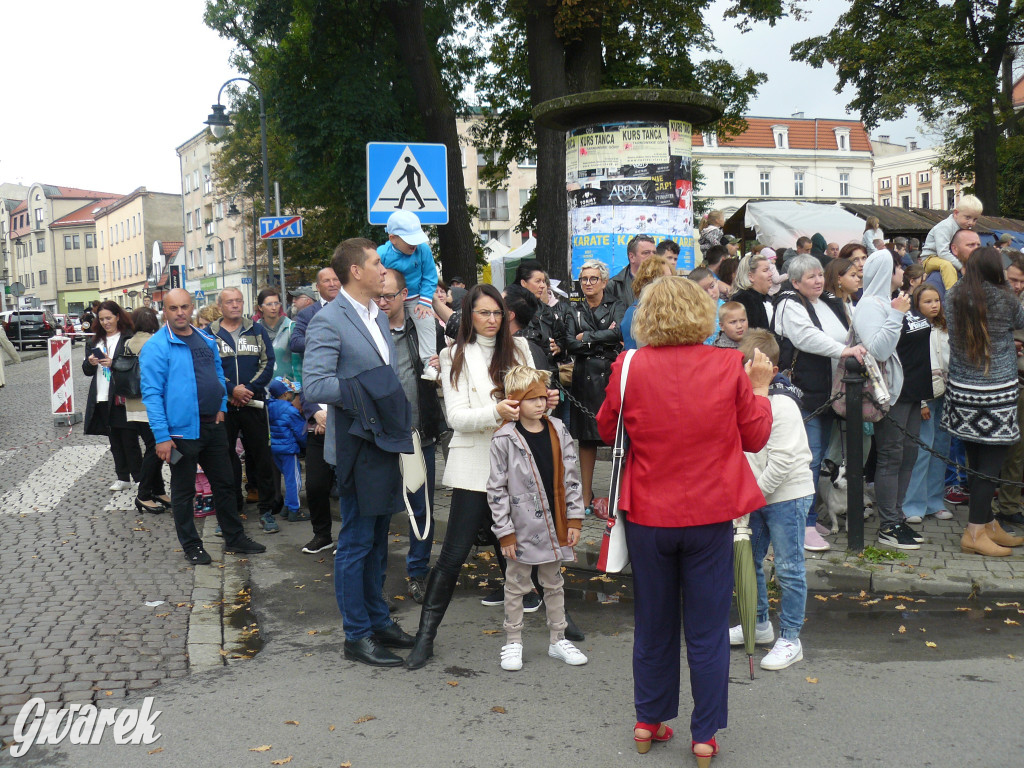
[625,519,733,743]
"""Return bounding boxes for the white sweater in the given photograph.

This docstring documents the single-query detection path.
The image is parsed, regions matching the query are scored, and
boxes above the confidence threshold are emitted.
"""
[744,394,815,505]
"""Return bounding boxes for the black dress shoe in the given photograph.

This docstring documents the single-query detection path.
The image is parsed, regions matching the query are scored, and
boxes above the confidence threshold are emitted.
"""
[373,622,415,649]
[344,637,403,667]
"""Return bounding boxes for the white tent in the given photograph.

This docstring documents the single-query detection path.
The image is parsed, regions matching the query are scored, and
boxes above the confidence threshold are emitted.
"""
[743,201,866,250]
[486,236,536,291]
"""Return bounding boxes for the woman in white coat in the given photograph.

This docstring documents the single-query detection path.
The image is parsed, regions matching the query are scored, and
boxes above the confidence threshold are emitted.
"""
[405,284,535,669]
[0,323,21,388]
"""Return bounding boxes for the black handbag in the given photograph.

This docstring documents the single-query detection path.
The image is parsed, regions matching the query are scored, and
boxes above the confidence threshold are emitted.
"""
[111,347,141,398]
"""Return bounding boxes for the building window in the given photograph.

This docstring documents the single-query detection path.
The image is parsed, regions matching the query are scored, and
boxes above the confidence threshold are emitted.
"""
[205,220,214,236]
[28,240,33,255]
[186,212,193,232]
[88,266,98,282]
[901,195,911,209]
[880,178,891,190]
[193,170,200,189]
[759,172,771,196]
[188,250,195,269]
[478,189,509,221]
[772,125,789,149]
[37,237,45,253]
[64,235,72,250]
[219,242,225,264]
[184,175,191,194]
[34,207,43,226]
[838,135,846,150]
[39,270,47,285]
[898,175,910,187]
[921,192,931,209]
[476,149,500,167]
[946,188,956,209]
[101,264,106,282]
[794,171,804,196]
[197,246,204,267]
[74,267,82,282]
[834,128,851,151]
[517,155,537,168]
[882,197,892,206]
[66,268,74,283]
[73,234,81,249]
[229,237,236,260]
[85,233,95,249]
[723,171,735,196]
[203,164,212,194]
[839,173,850,197]
[919,171,930,183]
[702,132,718,148]
[194,209,200,229]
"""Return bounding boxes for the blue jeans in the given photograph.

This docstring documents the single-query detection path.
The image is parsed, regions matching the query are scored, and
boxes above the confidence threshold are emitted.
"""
[801,411,834,527]
[904,397,951,518]
[405,442,436,579]
[945,435,967,487]
[334,496,394,641]
[751,496,811,640]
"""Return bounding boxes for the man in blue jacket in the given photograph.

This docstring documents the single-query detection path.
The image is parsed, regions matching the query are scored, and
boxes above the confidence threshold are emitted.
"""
[140,289,266,565]
[209,288,277,533]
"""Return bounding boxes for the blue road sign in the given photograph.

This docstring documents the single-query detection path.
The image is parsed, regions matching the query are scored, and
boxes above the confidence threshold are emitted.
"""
[240,277,253,285]
[260,216,304,239]
[366,142,448,225]
[194,290,205,299]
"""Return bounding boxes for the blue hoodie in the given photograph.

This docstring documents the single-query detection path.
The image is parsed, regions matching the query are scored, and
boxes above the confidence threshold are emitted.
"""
[268,397,308,455]
[377,240,438,311]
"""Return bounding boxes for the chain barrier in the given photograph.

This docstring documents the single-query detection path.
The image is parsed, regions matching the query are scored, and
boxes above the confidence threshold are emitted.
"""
[0,424,75,453]
[554,378,599,422]
[802,392,844,423]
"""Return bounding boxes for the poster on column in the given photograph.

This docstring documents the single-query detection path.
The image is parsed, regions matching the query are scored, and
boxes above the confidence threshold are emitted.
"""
[567,121,695,278]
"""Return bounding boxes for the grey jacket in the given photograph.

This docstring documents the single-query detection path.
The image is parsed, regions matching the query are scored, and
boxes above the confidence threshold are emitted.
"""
[852,251,905,402]
[488,416,584,565]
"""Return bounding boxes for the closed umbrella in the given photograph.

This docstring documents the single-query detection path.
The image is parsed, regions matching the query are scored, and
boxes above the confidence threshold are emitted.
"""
[733,513,757,679]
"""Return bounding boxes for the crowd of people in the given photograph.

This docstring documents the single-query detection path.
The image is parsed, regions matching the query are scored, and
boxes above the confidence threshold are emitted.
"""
[38,198,1024,768]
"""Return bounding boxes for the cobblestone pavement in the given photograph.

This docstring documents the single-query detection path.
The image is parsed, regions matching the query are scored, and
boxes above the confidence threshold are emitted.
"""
[0,355,254,741]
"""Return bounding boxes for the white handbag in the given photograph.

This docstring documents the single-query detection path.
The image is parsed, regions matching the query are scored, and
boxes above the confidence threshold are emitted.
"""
[400,430,431,541]
[597,349,636,573]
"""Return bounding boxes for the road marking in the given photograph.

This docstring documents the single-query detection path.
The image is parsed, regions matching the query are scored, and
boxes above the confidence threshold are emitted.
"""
[0,445,108,515]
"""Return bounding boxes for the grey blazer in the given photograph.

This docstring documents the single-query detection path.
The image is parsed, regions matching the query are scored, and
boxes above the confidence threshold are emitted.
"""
[302,293,400,467]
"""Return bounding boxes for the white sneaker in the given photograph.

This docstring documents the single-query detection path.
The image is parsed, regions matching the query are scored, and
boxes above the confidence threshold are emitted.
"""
[904,515,923,524]
[729,622,774,647]
[760,638,803,671]
[548,639,588,666]
[934,509,954,520]
[500,642,523,671]
[804,526,830,552]
[109,480,131,492]
[420,366,440,382]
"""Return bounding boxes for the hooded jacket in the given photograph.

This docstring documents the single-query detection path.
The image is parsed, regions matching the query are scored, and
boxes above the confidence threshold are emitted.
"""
[210,316,275,401]
[851,251,905,402]
[744,373,814,505]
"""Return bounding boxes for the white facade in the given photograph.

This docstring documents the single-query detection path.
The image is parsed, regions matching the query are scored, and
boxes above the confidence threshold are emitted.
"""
[870,140,965,211]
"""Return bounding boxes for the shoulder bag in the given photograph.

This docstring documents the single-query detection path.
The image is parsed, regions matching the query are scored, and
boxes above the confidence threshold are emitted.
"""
[596,348,636,574]
[400,429,431,541]
[831,328,890,423]
[111,345,142,399]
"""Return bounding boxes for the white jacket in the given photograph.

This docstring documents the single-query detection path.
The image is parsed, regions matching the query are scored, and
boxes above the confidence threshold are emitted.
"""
[440,335,530,492]
[744,393,814,505]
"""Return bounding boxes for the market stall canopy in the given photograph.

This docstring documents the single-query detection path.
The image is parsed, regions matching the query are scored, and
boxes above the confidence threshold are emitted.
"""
[723,200,867,250]
[839,203,935,238]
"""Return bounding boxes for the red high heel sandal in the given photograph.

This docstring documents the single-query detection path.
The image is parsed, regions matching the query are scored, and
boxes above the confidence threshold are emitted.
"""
[692,737,719,768]
[633,722,673,754]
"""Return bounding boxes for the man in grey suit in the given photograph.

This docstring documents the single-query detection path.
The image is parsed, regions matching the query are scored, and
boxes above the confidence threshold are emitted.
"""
[302,238,416,667]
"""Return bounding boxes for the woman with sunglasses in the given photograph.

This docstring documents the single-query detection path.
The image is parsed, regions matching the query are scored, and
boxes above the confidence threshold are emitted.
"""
[405,284,551,669]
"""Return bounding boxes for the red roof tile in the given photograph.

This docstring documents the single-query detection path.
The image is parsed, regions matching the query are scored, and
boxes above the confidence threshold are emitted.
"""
[159,241,183,258]
[694,117,872,151]
[50,198,121,228]
[47,185,123,200]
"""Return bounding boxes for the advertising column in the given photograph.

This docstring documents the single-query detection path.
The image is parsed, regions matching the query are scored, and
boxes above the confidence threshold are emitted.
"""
[566,120,695,276]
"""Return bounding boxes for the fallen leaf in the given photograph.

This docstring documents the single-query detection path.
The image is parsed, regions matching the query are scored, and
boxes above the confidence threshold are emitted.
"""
[830,593,843,600]
[284,720,299,726]
[308,630,319,635]
[895,603,906,610]
[858,590,867,598]
[271,759,292,766]
[883,595,894,601]
[447,681,458,687]
[925,641,937,648]
[984,606,993,612]
[148,747,164,754]
[341,763,352,767]
[956,607,970,612]
[294,585,306,589]
[354,715,376,724]
[1005,619,1020,626]
[394,595,405,601]
[805,677,818,684]
[104,691,113,696]
[155,612,170,618]
[482,629,501,635]
[996,601,1020,608]
[250,746,272,752]
[863,599,879,606]
[329,725,335,732]
[919,628,927,633]
[897,625,906,634]
[491,706,506,714]
[814,595,828,602]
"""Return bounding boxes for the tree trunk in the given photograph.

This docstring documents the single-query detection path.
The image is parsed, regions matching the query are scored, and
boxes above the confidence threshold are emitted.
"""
[525,0,571,283]
[974,103,1001,216]
[383,0,478,285]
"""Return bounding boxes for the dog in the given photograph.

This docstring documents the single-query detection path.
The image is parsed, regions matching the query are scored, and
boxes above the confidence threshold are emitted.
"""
[817,458,875,534]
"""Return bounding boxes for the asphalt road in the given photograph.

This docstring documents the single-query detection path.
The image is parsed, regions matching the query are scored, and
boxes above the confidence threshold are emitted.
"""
[15,525,1024,768]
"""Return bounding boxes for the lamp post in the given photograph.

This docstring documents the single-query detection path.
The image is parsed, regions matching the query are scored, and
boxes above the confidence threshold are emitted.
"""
[205,78,273,288]
[205,235,226,308]
[227,192,259,308]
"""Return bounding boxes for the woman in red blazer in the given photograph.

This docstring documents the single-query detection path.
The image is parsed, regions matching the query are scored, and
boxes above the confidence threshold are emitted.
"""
[597,276,774,767]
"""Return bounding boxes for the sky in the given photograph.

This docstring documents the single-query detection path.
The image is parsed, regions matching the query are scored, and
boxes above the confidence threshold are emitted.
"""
[0,0,925,198]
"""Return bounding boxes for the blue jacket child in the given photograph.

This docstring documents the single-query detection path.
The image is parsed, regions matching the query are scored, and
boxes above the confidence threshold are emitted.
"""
[267,378,308,521]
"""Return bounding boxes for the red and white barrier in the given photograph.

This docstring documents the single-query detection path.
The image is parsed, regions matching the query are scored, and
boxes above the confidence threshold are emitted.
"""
[48,337,82,425]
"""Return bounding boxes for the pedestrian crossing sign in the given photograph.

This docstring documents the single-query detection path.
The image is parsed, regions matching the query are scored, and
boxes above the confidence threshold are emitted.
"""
[366,142,448,225]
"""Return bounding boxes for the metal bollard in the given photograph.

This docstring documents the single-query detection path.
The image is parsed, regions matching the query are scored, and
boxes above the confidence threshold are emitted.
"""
[844,357,865,552]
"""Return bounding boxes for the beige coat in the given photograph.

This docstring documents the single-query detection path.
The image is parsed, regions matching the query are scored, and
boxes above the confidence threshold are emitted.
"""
[124,331,153,419]
[440,335,530,492]
[0,325,21,388]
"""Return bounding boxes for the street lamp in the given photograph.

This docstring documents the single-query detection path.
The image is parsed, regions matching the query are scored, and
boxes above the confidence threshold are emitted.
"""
[205,77,274,288]
[205,235,226,293]
[226,191,259,308]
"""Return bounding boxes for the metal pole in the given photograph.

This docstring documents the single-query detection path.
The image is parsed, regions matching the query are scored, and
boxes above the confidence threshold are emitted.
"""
[844,357,865,552]
[274,182,285,292]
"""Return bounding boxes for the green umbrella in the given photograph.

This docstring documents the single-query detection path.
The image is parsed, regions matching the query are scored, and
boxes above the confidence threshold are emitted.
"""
[733,513,758,679]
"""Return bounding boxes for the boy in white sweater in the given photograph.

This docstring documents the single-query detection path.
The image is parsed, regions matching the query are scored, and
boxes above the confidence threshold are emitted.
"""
[731,329,815,671]
[920,194,983,288]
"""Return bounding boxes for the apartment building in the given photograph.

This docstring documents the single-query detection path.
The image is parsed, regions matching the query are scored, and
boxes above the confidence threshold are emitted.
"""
[95,188,182,310]
[870,136,965,211]
[692,115,875,216]
[175,130,258,313]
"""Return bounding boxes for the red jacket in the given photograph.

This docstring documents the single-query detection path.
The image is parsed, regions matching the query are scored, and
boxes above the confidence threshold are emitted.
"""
[596,345,773,528]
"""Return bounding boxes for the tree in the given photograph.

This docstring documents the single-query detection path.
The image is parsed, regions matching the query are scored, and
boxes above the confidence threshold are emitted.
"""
[471,0,797,280]
[792,0,1024,216]
[204,0,481,283]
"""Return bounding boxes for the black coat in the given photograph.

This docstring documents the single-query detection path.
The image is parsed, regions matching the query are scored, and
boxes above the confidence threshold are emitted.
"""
[564,294,625,441]
[82,333,132,436]
[732,287,774,331]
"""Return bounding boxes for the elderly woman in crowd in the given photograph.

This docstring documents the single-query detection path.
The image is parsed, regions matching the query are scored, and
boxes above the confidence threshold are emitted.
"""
[564,259,625,512]
[773,255,865,552]
[944,246,1024,556]
[597,276,774,767]
[730,253,776,330]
